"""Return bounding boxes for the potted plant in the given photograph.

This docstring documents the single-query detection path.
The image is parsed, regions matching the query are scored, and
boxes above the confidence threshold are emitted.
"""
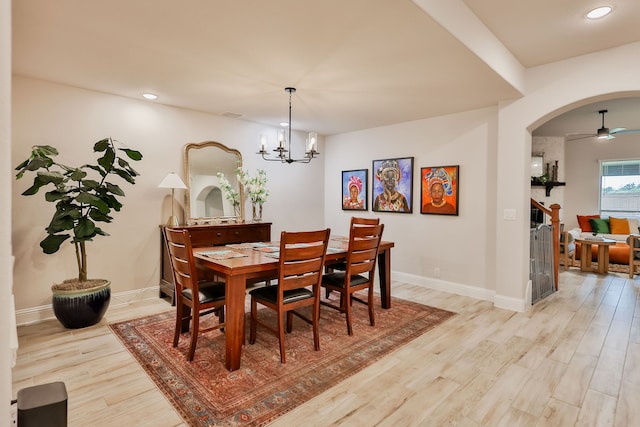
[15,137,143,328]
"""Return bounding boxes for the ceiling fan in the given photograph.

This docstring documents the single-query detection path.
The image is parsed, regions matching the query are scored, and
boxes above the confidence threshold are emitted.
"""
[567,109,640,141]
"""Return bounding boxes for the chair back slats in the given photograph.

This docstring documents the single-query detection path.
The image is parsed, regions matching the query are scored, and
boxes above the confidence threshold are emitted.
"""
[351,217,380,226]
[279,230,331,293]
[345,224,384,277]
[164,228,197,294]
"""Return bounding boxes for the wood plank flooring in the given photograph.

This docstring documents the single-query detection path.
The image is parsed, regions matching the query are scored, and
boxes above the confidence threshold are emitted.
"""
[12,269,640,426]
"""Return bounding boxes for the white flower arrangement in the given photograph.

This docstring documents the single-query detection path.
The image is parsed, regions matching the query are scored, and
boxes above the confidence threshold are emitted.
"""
[236,168,269,205]
[216,172,241,211]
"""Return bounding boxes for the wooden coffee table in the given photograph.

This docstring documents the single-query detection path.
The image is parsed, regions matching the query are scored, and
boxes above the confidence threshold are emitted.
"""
[575,238,617,274]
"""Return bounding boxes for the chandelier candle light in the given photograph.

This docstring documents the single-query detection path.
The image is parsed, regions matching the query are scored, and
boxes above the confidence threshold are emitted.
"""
[258,87,319,164]
[158,172,187,226]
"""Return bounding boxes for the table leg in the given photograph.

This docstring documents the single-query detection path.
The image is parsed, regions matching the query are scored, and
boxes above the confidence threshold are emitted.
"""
[598,245,610,274]
[225,274,247,371]
[581,243,592,272]
[377,248,391,309]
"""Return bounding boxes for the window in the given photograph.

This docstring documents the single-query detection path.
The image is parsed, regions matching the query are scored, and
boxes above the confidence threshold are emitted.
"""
[600,160,640,219]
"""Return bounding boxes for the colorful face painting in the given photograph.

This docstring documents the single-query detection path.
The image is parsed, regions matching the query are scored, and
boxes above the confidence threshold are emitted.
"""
[342,169,368,211]
[420,165,459,216]
[372,157,413,213]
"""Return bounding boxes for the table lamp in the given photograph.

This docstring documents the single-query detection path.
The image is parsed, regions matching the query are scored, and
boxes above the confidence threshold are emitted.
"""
[158,172,187,226]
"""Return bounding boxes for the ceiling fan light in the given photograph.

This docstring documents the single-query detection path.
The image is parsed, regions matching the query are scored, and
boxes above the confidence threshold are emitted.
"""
[586,6,612,20]
[596,127,610,139]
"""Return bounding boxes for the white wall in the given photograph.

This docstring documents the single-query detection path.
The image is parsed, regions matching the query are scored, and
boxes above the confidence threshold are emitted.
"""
[11,76,325,319]
[325,107,498,301]
[1,0,13,420]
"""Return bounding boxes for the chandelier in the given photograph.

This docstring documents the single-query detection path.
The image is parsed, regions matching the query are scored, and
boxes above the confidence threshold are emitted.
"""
[258,87,319,164]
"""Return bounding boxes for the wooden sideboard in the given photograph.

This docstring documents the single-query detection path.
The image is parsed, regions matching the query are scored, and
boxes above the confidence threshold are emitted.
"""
[159,222,272,304]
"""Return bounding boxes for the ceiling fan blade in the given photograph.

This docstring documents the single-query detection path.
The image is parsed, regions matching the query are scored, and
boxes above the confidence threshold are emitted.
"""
[611,128,640,135]
[566,134,596,141]
[609,127,626,133]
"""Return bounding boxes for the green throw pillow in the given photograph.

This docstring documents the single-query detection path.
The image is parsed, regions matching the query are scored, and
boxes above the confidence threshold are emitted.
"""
[589,218,610,234]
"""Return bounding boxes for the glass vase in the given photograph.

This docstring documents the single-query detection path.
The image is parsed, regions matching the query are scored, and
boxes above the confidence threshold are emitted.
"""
[252,203,263,222]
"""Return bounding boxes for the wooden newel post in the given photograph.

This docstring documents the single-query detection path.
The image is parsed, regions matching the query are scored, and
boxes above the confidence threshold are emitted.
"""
[549,203,561,290]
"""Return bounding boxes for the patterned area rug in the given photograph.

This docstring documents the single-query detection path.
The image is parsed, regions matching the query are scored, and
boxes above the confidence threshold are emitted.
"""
[109,295,455,426]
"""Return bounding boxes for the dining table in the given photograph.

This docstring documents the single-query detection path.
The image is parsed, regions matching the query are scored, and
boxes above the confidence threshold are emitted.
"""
[192,236,394,371]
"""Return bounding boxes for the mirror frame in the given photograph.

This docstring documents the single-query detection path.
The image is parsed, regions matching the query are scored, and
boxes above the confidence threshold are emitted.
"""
[183,141,244,224]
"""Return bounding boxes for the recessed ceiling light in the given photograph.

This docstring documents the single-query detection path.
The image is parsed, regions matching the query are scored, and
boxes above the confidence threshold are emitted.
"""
[586,6,612,20]
[142,93,158,100]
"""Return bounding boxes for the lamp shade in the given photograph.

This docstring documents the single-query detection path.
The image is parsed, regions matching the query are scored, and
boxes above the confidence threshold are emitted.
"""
[158,172,187,189]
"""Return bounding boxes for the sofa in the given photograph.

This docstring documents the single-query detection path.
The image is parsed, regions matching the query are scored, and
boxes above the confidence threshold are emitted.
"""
[566,215,640,275]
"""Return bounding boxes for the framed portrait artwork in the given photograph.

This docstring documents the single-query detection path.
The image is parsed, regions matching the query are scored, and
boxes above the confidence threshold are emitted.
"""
[372,157,413,213]
[342,169,368,211]
[420,165,459,215]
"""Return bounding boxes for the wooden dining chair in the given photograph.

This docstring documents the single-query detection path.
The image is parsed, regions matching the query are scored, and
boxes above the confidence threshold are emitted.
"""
[163,227,226,361]
[321,223,384,335]
[249,228,331,363]
[325,216,380,274]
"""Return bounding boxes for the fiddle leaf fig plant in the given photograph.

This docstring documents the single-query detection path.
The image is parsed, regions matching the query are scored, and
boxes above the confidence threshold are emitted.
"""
[15,137,143,283]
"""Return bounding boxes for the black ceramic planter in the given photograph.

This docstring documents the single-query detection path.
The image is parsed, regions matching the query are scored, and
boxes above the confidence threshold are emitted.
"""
[51,280,111,329]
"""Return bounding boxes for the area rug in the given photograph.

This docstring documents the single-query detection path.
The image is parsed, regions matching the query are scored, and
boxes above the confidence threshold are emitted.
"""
[109,296,455,426]
[562,258,631,274]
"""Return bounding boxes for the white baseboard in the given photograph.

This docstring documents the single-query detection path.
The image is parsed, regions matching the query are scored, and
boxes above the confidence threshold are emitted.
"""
[15,286,161,326]
[392,271,527,312]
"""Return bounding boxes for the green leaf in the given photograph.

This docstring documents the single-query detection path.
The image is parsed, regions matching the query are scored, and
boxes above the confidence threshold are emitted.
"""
[74,218,96,239]
[114,168,135,184]
[89,209,113,223]
[84,164,107,178]
[98,147,116,171]
[37,171,65,185]
[82,179,101,190]
[94,227,109,237]
[35,145,59,156]
[21,175,48,195]
[15,159,29,171]
[105,182,125,196]
[40,234,70,254]
[101,193,123,211]
[93,138,110,152]
[44,190,70,202]
[25,157,53,171]
[120,148,143,161]
[76,192,110,213]
[68,168,87,181]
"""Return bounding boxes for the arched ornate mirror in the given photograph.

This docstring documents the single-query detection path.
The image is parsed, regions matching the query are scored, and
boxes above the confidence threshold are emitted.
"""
[184,141,244,223]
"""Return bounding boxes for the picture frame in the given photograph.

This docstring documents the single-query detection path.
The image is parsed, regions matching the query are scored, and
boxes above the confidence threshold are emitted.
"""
[372,157,413,213]
[420,165,459,215]
[341,169,368,211]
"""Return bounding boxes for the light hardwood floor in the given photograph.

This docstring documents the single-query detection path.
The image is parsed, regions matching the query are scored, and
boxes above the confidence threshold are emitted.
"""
[12,269,640,426]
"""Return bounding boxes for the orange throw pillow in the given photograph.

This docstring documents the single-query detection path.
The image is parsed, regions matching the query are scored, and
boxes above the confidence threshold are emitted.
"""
[577,215,600,232]
[609,216,630,234]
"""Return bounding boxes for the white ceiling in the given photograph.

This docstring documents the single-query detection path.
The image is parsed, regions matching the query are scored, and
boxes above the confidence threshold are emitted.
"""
[12,0,640,136]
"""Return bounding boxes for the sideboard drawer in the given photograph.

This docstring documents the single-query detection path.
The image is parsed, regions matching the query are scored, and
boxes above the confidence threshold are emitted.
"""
[226,225,270,243]
[187,228,229,247]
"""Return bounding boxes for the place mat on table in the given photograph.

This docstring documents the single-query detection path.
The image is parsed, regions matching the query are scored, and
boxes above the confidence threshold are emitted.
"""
[199,249,248,260]
[226,242,262,250]
[252,245,280,253]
